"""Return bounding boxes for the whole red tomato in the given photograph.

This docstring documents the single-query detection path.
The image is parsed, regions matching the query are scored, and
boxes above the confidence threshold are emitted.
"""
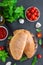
[37,54,42,59]
[0,46,4,50]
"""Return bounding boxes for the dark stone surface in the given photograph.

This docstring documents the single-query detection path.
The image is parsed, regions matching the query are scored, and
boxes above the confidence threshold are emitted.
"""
[0,0,43,65]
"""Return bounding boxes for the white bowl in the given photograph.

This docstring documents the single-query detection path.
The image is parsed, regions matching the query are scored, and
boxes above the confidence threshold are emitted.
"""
[25,6,40,22]
[0,26,8,41]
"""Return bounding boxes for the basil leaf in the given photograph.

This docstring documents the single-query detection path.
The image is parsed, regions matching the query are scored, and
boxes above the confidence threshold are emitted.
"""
[8,36,12,40]
[32,56,38,65]
[0,54,3,57]
[0,0,25,23]
[15,6,24,13]
[20,56,27,62]
[2,57,6,62]
[38,39,42,45]
[36,29,41,32]
[14,63,16,65]
[0,3,8,7]
[0,50,8,62]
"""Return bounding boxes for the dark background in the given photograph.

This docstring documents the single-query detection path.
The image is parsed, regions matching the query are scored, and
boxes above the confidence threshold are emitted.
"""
[0,0,43,65]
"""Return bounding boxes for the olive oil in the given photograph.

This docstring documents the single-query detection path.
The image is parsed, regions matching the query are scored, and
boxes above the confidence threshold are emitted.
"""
[0,15,5,25]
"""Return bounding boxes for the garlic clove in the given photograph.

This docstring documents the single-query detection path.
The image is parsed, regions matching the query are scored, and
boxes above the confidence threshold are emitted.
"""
[19,19,24,24]
[6,61,12,65]
[36,22,41,28]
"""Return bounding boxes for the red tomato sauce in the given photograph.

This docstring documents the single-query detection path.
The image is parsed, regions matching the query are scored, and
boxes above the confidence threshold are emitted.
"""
[0,27,7,39]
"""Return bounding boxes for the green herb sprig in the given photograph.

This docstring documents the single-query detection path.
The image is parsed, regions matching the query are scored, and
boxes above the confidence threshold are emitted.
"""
[0,50,8,62]
[32,56,38,65]
[8,36,13,40]
[38,39,42,45]
[36,29,41,32]
[20,56,27,62]
[14,63,16,65]
[0,0,25,23]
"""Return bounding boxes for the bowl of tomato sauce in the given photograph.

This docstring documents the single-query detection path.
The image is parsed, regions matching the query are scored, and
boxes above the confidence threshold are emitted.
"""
[0,26,8,41]
[25,6,40,22]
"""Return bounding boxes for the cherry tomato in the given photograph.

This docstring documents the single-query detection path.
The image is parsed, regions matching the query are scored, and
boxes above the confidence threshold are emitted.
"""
[0,48,2,50]
[28,8,31,12]
[37,54,42,59]
[27,13,31,17]
[35,9,38,13]
[29,17,33,21]
[35,12,39,17]
[36,32,42,38]
[28,13,31,16]
[30,7,35,13]
[34,12,37,16]
[26,13,31,19]
[1,46,4,50]
[34,16,38,20]
[31,15,35,20]
[31,9,35,13]
[31,6,36,11]
[0,46,4,50]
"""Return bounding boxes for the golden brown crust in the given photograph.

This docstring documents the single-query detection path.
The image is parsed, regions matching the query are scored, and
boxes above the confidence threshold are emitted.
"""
[13,29,38,58]
[9,31,28,60]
